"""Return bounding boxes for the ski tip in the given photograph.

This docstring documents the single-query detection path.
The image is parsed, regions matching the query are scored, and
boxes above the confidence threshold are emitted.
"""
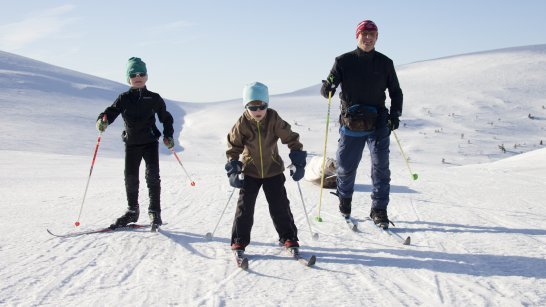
[403,236,411,245]
[240,258,249,270]
[308,255,317,266]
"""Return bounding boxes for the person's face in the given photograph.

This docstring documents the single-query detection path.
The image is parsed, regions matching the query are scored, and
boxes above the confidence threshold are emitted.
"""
[129,72,148,88]
[246,100,268,121]
[357,30,378,52]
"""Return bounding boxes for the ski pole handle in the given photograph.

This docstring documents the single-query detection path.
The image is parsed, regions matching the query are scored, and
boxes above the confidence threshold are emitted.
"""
[288,164,295,175]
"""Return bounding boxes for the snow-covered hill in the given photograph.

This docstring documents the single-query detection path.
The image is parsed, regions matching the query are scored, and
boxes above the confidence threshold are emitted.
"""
[0,46,545,306]
[0,50,195,157]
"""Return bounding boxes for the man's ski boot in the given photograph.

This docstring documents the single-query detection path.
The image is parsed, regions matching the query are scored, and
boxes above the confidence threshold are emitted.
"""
[370,208,391,229]
[339,197,352,218]
[110,208,139,230]
[149,211,163,232]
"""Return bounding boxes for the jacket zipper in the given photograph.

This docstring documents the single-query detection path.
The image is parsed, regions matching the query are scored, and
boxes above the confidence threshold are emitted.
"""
[257,121,264,178]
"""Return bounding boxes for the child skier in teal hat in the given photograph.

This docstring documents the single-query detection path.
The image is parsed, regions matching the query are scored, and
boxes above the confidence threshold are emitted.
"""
[96,57,175,230]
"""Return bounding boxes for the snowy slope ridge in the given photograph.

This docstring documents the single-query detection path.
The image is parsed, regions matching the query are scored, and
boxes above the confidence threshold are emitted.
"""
[179,44,546,169]
[0,50,191,157]
[0,50,126,98]
[1,46,545,306]
[397,44,546,166]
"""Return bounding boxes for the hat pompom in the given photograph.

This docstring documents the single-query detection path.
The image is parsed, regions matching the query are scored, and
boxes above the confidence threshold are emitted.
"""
[243,82,269,106]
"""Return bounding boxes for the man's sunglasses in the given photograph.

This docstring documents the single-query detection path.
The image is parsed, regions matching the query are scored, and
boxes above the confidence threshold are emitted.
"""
[129,72,147,78]
[246,104,268,111]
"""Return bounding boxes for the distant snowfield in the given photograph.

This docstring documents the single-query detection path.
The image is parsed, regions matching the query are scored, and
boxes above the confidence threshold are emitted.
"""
[1,46,545,306]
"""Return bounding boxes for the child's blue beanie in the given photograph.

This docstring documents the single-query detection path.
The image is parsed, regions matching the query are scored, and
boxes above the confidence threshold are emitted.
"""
[243,82,269,106]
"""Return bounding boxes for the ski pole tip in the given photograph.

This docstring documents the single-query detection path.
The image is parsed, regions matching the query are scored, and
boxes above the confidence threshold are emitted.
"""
[74,221,80,227]
[315,216,323,222]
[191,181,196,186]
[412,174,419,180]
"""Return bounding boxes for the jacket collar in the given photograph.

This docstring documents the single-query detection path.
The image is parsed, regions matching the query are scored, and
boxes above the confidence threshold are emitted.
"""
[355,47,375,58]
[127,86,147,98]
[129,86,147,93]
[243,109,268,124]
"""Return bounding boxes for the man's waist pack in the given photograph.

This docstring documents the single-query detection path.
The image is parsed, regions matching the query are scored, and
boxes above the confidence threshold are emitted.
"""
[340,104,378,131]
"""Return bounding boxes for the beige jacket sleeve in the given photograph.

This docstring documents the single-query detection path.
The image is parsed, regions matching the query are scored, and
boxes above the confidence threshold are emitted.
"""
[273,113,303,151]
[226,116,245,161]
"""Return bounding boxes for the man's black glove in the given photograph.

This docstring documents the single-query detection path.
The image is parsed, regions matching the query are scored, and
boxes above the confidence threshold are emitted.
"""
[288,150,307,181]
[320,80,336,99]
[388,115,400,131]
[225,160,243,188]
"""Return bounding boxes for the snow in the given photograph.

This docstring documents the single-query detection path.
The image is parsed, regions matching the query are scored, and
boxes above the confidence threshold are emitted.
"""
[1,45,545,306]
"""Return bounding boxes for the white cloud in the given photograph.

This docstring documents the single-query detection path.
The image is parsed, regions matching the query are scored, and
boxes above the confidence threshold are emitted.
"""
[0,4,77,50]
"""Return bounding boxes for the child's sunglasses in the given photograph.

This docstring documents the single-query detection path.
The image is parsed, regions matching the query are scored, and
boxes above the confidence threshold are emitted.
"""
[129,72,147,78]
[246,104,268,111]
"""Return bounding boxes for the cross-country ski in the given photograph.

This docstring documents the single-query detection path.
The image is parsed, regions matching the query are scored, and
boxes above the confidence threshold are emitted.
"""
[46,224,150,238]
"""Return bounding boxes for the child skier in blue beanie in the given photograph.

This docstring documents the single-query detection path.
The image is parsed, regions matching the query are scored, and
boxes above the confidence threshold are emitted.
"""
[225,82,307,257]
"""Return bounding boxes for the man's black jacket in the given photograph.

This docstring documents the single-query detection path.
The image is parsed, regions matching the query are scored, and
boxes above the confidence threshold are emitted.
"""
[321,48,403,117]
[98,87,174,145]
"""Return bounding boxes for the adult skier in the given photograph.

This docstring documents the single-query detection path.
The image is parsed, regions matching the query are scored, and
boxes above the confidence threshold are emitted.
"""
[320,20,403,229]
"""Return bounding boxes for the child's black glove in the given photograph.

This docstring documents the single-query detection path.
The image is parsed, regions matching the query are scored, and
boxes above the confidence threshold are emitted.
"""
[289,150,307,181]
[225,160,242,176]
[229,174,243,188]
[225,160,243,188]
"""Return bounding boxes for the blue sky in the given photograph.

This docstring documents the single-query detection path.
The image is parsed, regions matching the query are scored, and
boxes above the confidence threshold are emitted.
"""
[1,0,545,102]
